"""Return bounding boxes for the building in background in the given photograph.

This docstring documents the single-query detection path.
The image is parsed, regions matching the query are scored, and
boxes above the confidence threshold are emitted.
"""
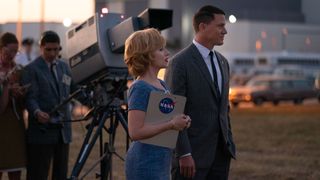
[103,0,320,54]
[1,0,319,54]
[1,0,319,78]
[103,0,320,79]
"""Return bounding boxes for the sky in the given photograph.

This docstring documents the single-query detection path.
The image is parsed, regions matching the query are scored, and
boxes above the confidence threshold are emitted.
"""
[0,0,94,24]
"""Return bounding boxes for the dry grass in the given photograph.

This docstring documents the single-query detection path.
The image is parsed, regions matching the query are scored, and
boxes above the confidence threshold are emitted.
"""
[69,119,128,180]
[229,103,320,180]
[69,103,320,180]
[2,103,320,180]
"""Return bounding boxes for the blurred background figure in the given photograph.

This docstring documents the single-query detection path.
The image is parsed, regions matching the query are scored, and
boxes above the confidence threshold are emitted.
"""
[15,37,37,67]
[0,32,27,180]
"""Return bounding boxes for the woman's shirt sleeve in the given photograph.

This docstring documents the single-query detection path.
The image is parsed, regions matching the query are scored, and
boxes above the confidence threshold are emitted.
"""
[128,82,151,112]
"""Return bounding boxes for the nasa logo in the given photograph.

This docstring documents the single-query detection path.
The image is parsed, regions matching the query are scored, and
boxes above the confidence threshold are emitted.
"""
[159,98,175,114]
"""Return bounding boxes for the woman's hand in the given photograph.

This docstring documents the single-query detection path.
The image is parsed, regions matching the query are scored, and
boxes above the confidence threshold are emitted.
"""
[0,71,8,85]
[170,114,191,131]
[9,83,28,98]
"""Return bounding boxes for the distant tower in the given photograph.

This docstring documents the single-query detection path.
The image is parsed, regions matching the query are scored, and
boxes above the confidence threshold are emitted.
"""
[95,0,108,13]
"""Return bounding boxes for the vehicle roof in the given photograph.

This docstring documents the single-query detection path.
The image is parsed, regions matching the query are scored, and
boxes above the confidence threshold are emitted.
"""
[249,75,308,82]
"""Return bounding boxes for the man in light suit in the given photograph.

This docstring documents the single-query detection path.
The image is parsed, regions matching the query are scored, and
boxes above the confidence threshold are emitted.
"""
[165,5,236,180]
[22,31,76,180]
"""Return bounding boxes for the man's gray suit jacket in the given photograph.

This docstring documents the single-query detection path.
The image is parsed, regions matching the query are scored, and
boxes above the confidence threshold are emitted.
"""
[22,57,76,144]
[165,44,236,169]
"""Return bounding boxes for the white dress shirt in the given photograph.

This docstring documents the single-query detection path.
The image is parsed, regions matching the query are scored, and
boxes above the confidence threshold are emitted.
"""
[193,39,222,93]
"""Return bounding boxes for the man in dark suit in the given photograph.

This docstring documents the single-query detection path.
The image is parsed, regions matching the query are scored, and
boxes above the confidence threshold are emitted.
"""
[165,5,236,180]
[22,31,76,180]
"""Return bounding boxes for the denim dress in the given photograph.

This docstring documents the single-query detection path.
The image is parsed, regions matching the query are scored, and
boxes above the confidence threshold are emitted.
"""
[125,80,172,180]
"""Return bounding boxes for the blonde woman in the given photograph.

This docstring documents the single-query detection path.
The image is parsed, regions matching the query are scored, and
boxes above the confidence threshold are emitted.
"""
[124,28,191,180]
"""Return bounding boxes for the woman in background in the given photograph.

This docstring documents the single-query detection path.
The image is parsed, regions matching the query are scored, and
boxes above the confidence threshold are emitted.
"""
[0,32,27,180]
[124,28,191,180]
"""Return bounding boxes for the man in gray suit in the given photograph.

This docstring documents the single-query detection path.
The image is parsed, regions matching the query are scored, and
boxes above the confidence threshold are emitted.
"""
[22,31,76,180]
[165,5,236,180]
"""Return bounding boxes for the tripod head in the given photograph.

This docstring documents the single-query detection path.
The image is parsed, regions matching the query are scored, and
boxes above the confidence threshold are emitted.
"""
[81,70,130,109]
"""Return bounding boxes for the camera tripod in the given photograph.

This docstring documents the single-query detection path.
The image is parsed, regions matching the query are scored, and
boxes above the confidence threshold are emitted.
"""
[68,97,129,180]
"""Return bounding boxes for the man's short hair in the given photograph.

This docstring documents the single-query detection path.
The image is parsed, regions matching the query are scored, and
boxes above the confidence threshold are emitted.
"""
[193,5,225,32]
[22,38,34,46]
[39,31,60,46]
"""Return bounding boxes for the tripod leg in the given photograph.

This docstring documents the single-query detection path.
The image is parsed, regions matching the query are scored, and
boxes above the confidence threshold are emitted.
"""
[99,110,119,180]
[103,109,126,180]
[107,111,118,179]
[101,142,113,180]
[116,109,128,135]
[69,111,109,179]
[116,109,130,151]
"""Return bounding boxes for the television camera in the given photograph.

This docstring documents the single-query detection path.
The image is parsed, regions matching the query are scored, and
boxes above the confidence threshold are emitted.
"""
[63,8,173,180]
[65,8,172,84]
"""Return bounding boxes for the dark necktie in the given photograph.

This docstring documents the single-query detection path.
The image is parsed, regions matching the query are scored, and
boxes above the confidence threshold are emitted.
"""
[27,53,31,61]
[209,51,220,95]
[50,63,60,94]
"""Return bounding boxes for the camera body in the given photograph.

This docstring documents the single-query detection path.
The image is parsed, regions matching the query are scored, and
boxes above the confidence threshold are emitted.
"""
[66,13,127,84]
[65,9,172,85]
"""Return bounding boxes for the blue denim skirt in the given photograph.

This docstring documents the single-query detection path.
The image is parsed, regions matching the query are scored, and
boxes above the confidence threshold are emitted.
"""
[125,141,172,180]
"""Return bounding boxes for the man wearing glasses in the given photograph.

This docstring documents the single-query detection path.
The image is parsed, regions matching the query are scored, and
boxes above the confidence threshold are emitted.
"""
[22,30,76,180]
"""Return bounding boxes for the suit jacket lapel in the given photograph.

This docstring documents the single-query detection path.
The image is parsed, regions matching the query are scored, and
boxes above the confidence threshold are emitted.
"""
[55,62,62,97]
[38,58,60,98]
[215,52,228,105]
[189,44,220,100]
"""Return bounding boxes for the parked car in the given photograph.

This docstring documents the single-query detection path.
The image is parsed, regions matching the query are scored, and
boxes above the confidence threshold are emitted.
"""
[229,75,320,107]
[273,65,305,78]
[315,73,320,90]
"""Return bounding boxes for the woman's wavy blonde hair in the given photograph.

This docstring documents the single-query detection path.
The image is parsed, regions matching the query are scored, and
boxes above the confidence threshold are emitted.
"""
[124,28,165,77]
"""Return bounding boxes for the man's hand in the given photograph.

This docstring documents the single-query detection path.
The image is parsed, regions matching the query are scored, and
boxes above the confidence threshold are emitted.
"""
[36,111,50,124]
[179,155,196,178]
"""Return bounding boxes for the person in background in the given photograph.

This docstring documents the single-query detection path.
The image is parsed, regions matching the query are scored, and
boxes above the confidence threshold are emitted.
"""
[22,30,77,180]
[0,32,27,180]
[15,37,37,67]
[124,28,191,180]
[165,5,236,180]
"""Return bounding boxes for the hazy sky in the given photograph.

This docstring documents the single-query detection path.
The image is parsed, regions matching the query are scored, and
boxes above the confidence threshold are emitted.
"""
[0,0,94,23]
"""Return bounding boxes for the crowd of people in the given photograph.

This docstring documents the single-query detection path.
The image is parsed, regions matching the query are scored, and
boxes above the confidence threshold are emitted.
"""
[0,31,75,180]
[0,4,236,180]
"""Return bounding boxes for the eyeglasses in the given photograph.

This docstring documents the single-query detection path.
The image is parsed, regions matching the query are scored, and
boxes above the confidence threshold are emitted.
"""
[44,47,61,52]
[3,46,18,55]
[3,47,18,59]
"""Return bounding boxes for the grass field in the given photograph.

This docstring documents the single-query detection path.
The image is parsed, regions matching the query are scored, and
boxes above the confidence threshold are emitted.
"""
[229,103,320,180]
[2,103,319,180]
[68,102,320,180]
